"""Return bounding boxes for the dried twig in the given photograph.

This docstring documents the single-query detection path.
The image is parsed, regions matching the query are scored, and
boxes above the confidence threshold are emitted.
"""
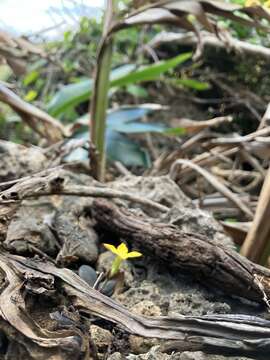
[170,159,254,219]
[0,84,66,143]
[172,116,232,133]
[241,167,270,264]
[0,172,169,214]
[148,31,270,61]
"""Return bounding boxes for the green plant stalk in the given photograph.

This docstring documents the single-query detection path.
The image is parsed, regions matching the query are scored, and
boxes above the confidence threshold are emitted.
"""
[90,0,116,181]
[110,255,123,277]
[91,41,113,181]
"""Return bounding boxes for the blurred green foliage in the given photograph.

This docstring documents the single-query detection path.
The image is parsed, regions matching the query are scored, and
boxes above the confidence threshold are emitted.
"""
[0,4,269,164]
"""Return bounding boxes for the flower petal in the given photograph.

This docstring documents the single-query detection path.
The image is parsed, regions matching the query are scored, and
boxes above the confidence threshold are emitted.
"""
[103,243,118,255]
[117,243,129,259]
[127,251,143,258]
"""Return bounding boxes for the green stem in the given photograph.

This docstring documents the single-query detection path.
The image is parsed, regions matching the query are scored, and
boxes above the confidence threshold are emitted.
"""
[90,0,117,181]
[110,256,123,277]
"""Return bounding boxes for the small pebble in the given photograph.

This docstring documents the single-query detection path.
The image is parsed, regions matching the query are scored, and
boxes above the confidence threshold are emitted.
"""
[50,311,74,327]
[90,325,113,351]
[100,279,117,296]
[78,265,97,287]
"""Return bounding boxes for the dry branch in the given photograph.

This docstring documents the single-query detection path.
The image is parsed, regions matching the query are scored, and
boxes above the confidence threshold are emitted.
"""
[0,84,66,143]
[91,199,270,304]
[170,159,254,219]
[172,115,232,133]
[208,125,270,146]
[0,172,169,214]
[148,31,270,61]
[241,167,270,264]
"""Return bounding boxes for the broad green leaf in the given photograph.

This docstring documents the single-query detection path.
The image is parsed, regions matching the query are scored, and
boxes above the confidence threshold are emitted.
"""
[111,122,167,133]
[73,104,165,131]
[106,131,150,167]
[65,103,186,167]
[107,104,165,127]
[47,78,93,117]
[110,53,192,86]
[126,84,148,98]
[109,64,136,80]
[47,53,191,117]
[47,64,135,117]
[72,105,186,136]
[66,130,151,167]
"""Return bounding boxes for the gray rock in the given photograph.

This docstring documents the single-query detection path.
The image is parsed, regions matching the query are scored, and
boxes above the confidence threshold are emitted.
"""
[5,201,58,255]
[0,140,46,182]
[100,279,117,297]
[90,325,113,352]
[127,346,169,359]
[131,300,162,317]
[129,336,160,355]
[78,265,97,287]
[107,353,123,360]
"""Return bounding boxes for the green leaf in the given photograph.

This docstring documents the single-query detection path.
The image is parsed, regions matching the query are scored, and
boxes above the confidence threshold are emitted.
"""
[106,131,150,167]
[24,90,38,102]
[73,104,164,130]
[47,64,135,117]
[23,70,39,86]
[66,130,151,167]
[66,102,186,167]
[47,53,191,117]
[47,78,93,117]
[111,122,167,133]
[164,127,186,136]
[170,78,210,91]
[110,53,192,86]
[107,104,165,127]
[126,84,148,98]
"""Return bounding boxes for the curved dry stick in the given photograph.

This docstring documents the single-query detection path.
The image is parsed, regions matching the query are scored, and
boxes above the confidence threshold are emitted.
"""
[170,159,254,219]
[0,84,66,143]
[38,185,169,213]
[149,31,270,61]
[0,172,169,214]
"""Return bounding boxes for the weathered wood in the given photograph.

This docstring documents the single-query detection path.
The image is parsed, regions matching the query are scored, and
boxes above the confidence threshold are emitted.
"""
[91,199,270,303]
[1,252,270,359]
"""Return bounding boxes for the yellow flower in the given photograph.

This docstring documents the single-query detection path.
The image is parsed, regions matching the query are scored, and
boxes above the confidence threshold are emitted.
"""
[103,242,142,260]
[103,242,142,277]
[245,0,261,6]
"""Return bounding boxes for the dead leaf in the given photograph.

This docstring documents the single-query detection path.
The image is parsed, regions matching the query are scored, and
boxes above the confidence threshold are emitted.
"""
[172,115,232,133]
